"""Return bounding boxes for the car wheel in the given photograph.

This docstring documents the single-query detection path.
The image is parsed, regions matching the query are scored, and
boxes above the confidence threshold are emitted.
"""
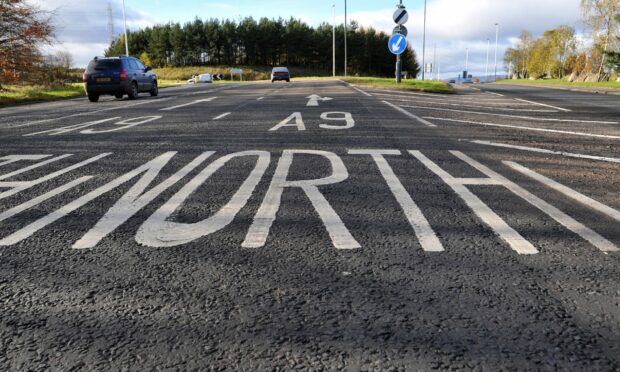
[127,82,139,100]
[115,93,123,99]
[88,93,99,102]
[150,81,158,97]
[271,80,274,83]
[286,79,290,83]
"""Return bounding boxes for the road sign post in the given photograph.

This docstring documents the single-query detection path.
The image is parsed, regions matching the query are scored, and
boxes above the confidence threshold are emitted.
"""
[391,3,409,84]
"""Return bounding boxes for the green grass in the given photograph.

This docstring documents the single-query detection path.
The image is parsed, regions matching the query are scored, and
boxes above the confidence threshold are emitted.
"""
[495,78,620,90]
[341,77,454,94]
[0,83,85,107]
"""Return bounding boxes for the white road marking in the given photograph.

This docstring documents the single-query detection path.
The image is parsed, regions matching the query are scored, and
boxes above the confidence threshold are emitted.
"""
[0,155,52,167]
[74,152,214,249]
[81,116,162,134]
[469,140,620,164]
[515,98,571,112]
[270,112,306,131]
[160,97,218,111]
[441,151,616,253]
[319,112,355,130]
[485,91,504,97]
[504,161,620,222]
[257,97,265,100]
[349,149,444,252]
[0,176,93,224]
[213,112,231,120]
[306,94,333,107]
[383,97,556,112]
[383,101,437,127]
[373,92,525,104]
[399,105,618,124]
[136,151,270,248]
[410,150,538,255]
[0,153,110,202]
[345,83,373,96]
[13,98,173,128]
[0,152,176,247]
[0,154,73,180]
[425,117,620,140]
[24,117,120,137]
[242,150,360,250]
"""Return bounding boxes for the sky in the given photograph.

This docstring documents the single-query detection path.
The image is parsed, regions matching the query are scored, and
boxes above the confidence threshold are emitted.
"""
[31,0,586,79]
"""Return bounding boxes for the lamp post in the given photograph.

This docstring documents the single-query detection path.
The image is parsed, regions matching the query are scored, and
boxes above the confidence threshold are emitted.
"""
[465,48,469,72]
[332,4,336,77]
[421,0,427,80]
[494,23,499,81]
[344,0,347,77]
[485,38,490,82]
[121,0,129,55]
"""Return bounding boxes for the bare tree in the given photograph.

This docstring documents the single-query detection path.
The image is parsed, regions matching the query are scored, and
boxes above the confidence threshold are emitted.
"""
[580,0,620,80]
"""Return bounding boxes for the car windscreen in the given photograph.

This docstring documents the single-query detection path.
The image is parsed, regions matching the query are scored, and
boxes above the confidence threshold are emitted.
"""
[87,59,121,71]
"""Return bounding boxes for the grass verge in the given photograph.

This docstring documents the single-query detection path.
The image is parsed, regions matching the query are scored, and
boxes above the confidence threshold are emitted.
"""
[0,83,85,107]
[341,77,454,94]
[495,78,620,90]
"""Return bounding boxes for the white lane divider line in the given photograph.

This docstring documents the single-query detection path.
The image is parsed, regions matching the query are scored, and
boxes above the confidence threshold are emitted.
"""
[425,117,620,140]
[349,150,444,252]
[399,105,618,124]
[342,82,373,97]
[372,92,524,104]
[12,98,174,128]
[160,97,218,111]
[515,98,571,112]
[383,101,436,127]
[384,97,557,113]
[213,112,231,120]
[504,161,620,222]
[257,97,265,100]
[485,91,504,97]
[469,140,620,164]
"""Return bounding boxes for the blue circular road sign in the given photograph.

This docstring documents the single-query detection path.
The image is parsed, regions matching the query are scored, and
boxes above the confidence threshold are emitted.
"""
[388,34,407,55]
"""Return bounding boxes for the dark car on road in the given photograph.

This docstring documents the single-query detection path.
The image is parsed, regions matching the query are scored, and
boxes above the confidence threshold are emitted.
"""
[83,56,158,102]
[271,67,291,83]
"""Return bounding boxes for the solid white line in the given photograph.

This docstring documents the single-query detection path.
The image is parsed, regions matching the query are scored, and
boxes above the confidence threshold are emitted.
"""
[213,112,231,120]
[449,151,617,253]
[485,91,504,97]
[257,97,265,100]
[160,97,217,111]
[504,161,620,222]
[383,101,437,127]
[372,91,524,104]
[383,97,556,112]
[12,98,174,128]
[515,98,571,112]
[346,83,373,96]
[399,105,617,124]
[469,140,620,164]
[425,117,620,139]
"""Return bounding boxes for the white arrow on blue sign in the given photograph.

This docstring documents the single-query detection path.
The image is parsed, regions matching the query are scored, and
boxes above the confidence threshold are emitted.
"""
[388,34,407,55]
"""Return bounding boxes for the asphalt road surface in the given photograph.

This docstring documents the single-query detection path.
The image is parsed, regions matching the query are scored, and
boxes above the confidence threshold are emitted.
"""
[0,80,618,370]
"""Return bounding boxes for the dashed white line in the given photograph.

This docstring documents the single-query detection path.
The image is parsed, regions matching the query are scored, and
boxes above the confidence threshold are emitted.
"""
[398,105,617,124]
[469,140,620,164]
[383,101,437,127]
[504,161,620,222]
[213,112,231,120]
[160,97,218,111]
[425,117,620,139]
[515,98,571,112]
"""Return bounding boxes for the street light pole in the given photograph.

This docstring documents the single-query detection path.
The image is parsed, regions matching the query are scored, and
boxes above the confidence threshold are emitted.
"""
[485,38,490,82]
[421,0,427,80]
[465,48,469,72]
[344,0,347,77]
[332,4,336,77]
[494,23,499,81]
[121,0,129,56]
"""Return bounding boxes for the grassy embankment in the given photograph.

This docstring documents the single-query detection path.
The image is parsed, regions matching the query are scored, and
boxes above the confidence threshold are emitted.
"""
[341,77,454,94]
[0,83,85,107]
[495,78,620,90]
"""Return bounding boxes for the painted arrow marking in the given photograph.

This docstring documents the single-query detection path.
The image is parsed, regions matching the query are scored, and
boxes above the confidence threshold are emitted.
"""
[306,95,333,107]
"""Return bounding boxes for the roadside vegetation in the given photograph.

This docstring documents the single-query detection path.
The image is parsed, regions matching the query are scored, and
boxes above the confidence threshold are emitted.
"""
[342,77,454,94]
[504,2,619,83]
[0,83,84,107]
[496,78,620,89]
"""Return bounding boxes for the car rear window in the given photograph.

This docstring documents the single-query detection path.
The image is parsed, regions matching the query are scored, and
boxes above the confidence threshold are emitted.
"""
[87,59,121,71]
[272,67,289,73]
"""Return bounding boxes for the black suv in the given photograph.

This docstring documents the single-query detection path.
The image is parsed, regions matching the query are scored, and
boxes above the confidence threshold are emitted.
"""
[83,56,158,102]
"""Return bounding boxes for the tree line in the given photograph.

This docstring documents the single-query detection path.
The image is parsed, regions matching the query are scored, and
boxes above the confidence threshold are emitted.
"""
[104,17,419,77]
[504,0,620,81]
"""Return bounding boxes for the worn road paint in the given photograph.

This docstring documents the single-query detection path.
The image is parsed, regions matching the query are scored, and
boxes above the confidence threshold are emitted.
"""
[24,118,120,136]
[319,112,355,130]
[270,112,306,131]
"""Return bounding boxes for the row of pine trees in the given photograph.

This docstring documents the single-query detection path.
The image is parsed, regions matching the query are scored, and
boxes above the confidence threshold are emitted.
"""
[105,17,420,77]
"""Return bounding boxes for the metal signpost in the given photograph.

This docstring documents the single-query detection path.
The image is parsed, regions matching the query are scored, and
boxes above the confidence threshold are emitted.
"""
[391,2,409,84]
